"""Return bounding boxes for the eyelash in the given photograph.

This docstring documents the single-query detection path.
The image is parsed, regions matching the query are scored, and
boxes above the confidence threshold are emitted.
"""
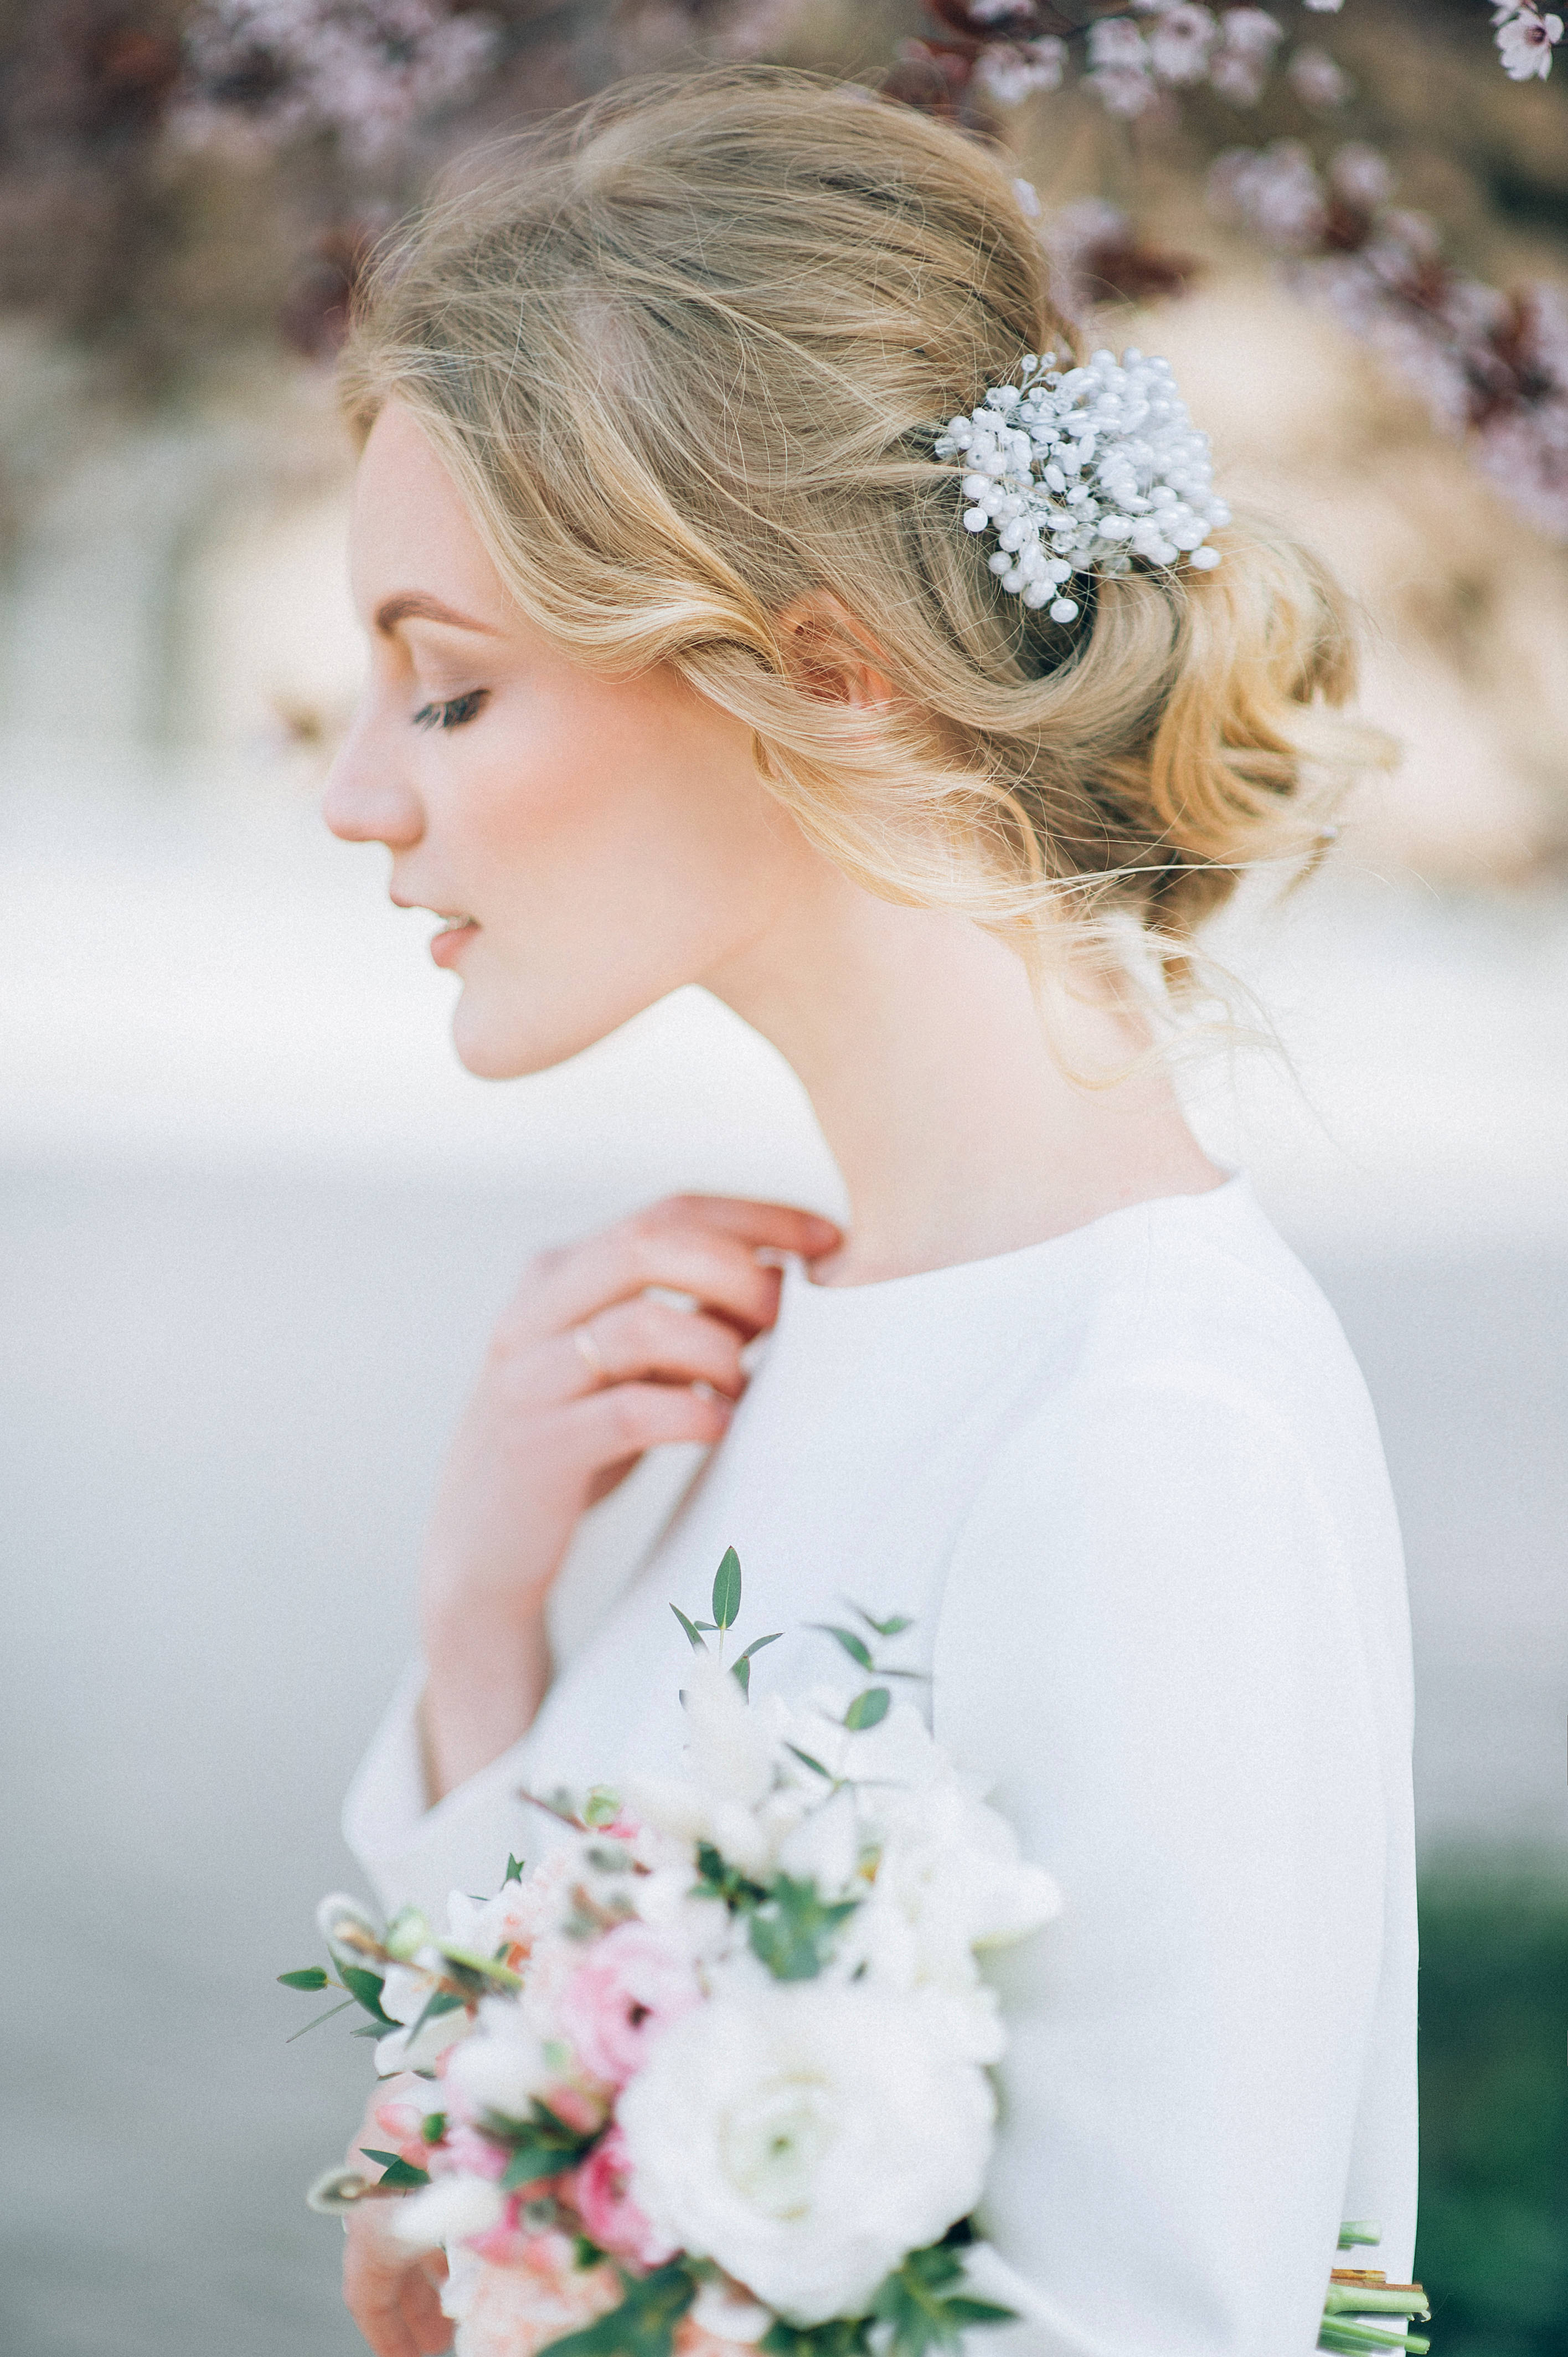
[412,689,488,732]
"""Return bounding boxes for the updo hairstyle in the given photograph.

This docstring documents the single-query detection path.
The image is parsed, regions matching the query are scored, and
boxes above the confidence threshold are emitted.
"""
[341,68,1375,988]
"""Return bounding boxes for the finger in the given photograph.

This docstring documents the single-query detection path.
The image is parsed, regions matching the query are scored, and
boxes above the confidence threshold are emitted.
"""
[519,1221,787,1344]
[558,1379,734,1468]
[636,1193,840,1255]
[343,2232,424,2357]
[401,2265,453,2355]
[559,1300,749,1403]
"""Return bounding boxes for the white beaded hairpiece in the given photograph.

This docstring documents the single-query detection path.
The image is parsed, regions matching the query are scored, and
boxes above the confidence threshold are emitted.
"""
[933,346,1230,625]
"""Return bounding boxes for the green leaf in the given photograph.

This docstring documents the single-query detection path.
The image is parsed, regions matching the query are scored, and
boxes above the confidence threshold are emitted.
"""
[584,1787,622,1829]
[504,1855,526,1885]
[785,1744,834,1780]
[711,1546,742,1632]
[748,1875,860,1981]
[277,1966,330,1991]
[361,2149,432,2191]
[403,1984,467,2051]
[492,2101,600,2191]
[693,1843,770,1913]
[436,1940,523,1988]
[870,2242,1017,2357]
[811,1624,874,1670]
[761,2320,873,2357]
[731,1632,783,1700]
[339,1964,397,2026]
[543,2260,699,2357]
[849,1604,914,1639]
[286,1995,357,2044]
[670,1603,709,1654]
[421,2113,447,2145]
[843,1687,891,1732]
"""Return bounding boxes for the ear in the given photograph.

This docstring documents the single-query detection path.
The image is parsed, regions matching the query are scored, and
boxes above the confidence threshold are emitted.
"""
[773,593,896,711]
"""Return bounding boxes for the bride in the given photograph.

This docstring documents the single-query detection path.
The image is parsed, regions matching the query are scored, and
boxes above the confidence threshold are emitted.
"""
[321,68,1416,2357]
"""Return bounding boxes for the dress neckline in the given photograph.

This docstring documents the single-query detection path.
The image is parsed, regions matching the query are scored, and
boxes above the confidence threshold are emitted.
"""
[783,1170,1248,1314]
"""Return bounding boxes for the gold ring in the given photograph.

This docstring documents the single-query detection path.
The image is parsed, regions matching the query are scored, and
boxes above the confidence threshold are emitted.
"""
[571,1322,608,1383]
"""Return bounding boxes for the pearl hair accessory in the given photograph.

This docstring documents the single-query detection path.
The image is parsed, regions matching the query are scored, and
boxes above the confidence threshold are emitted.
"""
[934,346,1230,624]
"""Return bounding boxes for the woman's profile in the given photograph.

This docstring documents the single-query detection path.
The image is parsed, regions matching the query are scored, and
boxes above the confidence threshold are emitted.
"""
[321,68,1415,2357]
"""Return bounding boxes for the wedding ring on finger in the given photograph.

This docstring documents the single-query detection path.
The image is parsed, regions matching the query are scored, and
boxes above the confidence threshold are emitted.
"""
[571,1321,609,1386]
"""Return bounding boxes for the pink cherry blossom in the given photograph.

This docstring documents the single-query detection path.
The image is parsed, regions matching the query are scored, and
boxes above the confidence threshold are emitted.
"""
[556,1921,703,2088]
[571,2126,679,2268]
[1495,7,1563,83]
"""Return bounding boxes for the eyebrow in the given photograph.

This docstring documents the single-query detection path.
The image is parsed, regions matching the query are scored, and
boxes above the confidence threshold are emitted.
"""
[374,591,499,636]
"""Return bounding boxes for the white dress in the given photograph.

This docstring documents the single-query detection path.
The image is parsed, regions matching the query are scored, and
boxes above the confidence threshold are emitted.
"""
[345,1176,1418,2356]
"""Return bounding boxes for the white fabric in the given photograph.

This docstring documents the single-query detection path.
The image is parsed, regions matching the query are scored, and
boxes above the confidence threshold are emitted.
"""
[343,1176,1417,2354]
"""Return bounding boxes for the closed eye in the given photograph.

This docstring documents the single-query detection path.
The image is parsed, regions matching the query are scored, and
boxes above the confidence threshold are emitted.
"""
[412,689,489,732]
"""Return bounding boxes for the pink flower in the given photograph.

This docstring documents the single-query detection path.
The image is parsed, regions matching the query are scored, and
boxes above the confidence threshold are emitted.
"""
[1495,8,1563,84]
[370,2093,436,2170]
[438,2124,509,2181]
[452,2231,625,2357]
[571,2127,678,2269]
[557,1922,702,2088]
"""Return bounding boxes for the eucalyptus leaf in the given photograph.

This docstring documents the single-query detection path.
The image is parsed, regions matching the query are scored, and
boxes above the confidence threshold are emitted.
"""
[843,1687,891,1732]
[785,1743,833,1780]
[849,1604,914,1639]
[277,1966,330,1991]
[670,1604,709,1654]
[711,1547,742,1632]
[811,1624,874,1670]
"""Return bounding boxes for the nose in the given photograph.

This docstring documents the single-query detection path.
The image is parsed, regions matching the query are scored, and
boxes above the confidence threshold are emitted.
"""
[323,704,424,850]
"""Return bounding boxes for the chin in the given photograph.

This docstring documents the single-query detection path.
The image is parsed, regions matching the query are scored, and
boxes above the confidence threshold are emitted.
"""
[450,990,639,1083]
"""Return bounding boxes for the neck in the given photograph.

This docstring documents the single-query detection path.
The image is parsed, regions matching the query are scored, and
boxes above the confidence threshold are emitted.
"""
[705,865,1223,1288]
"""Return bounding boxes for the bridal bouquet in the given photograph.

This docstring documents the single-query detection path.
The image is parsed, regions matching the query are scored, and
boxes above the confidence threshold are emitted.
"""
[286,1550,1435,2357]
[288,1554,1062,2357]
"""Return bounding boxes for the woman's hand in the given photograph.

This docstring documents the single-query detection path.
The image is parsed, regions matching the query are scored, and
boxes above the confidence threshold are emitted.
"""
[419,1193,839,1800]
[342,2082,451,2357]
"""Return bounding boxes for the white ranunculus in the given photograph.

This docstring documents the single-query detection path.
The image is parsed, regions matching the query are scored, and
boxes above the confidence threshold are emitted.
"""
[616,1982,993,2323]
[869,1780,1061,1964]
[772,1783,862,1897]
[626,1657,807,1879]
[442,1995,554,2119]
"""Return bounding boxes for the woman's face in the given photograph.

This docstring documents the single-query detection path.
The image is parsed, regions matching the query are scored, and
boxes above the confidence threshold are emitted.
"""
[324,403,806,1078]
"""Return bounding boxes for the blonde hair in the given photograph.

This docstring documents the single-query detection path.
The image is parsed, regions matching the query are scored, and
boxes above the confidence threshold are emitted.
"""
[342,66,1375,989]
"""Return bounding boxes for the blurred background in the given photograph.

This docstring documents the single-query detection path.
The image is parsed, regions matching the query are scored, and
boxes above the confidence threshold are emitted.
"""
[1,3,1565,2353]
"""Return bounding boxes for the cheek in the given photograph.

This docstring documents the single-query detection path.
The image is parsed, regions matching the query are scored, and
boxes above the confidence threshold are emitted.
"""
[461,678,761,923]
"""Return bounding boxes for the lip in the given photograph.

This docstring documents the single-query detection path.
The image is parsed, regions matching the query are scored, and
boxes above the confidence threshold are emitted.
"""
[430,920,479,969]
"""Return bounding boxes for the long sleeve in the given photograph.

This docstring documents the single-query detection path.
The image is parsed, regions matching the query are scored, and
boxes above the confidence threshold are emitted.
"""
[932,1368,1414,2357]
[343,1441,707,1923]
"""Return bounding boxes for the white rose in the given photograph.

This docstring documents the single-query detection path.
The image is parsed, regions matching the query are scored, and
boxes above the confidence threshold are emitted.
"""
[616,1983,993,2323]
